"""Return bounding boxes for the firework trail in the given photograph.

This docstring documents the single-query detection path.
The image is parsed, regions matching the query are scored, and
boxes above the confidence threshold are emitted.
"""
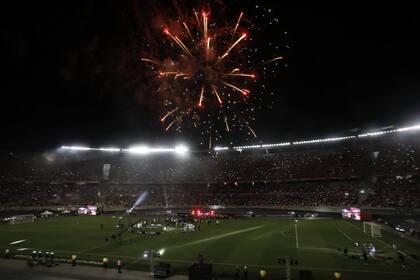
[232,12,243,39]
[262,56,284,66]
[141,58,161,65]
[246,123,257,138]
[160,107,178,122]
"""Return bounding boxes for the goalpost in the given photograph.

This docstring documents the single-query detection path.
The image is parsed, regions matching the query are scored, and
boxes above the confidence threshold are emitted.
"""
[363,221,382,238]
[8,214,35,225]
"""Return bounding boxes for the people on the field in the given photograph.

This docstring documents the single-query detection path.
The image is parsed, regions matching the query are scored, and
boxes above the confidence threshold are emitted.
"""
[71,254,77,266]
[198,253,204,263]
[234,266,240,280]
[50,252,55,266]
[37,251,43,261]
[259,269,267,280]
[334,271,341,280]
[117,259,123,273]
[368,244,376,256]
[362,250,368,264]
[32,250,37,261]
[4,248,11,258]
[243,266,248,280]
[102,257,108,269]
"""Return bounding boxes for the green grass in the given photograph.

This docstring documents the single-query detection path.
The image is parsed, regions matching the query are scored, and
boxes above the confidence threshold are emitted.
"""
[1,215,420,279]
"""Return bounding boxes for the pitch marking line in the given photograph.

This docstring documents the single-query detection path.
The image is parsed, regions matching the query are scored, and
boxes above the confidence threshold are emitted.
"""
[252,224,293,241]
[295,223,299,249]
[252,230,276,241]
[170,225,263,249]
[336,228,353,242]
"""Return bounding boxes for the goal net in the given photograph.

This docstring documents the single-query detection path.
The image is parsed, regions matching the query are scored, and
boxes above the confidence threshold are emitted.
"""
[363,222,382,238]
[8,214,35,224]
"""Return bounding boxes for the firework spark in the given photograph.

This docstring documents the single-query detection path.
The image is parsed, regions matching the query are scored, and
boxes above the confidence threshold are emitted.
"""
[246,122,257,138]
[161,107,179,122]
[262,56,284,66]
[198,85,205,107]
[165,117,181,131]
[224,73,255,78]
[224,115,230,132]
[163,28,192,57]
[217,33,247,63]
[194,11,201,26]
[210,84,222,104]
[183,22,193,40]
[232,12,244,39]
[222,81,250,96]
[140,58,161,65]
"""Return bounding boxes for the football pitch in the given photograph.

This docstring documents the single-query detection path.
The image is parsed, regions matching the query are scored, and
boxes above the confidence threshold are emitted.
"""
[1,215,420,279]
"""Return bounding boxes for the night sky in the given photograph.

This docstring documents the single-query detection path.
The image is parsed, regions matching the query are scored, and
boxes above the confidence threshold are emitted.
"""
[2,1,420,151]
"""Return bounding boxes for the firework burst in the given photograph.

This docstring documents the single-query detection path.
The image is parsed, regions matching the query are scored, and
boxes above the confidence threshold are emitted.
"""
[141,5,284,145]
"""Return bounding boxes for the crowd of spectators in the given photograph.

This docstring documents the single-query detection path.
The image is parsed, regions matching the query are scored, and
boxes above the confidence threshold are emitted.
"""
[0,135,419,208]
[0,178,418,209]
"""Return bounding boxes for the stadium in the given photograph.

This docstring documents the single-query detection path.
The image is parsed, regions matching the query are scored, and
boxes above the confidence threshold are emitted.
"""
[1,125,420,280]
[2,1,420,280]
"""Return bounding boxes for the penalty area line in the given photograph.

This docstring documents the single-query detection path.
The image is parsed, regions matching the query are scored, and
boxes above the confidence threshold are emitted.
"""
[336,228,353,242]
[170,225,263,250]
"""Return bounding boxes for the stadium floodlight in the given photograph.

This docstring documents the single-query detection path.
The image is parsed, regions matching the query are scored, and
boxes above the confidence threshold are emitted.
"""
[396,124,420,132]
[214,146,229,151]
[357,131,390,138]
[149,148,174,153]
[358,123,420,138]
[61,146,91,151]
[99,147,120,152]
[232,142,291,151]
[261,142,291,148]
[175,144,189,155]
[127,145,150,154]
[124,145,188,155]
[293,136,355,145]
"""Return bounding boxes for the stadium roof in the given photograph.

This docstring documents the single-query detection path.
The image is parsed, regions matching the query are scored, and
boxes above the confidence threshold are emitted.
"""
[59,123,420,153]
